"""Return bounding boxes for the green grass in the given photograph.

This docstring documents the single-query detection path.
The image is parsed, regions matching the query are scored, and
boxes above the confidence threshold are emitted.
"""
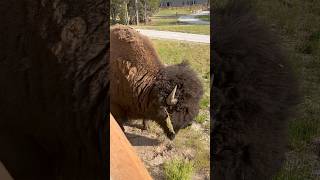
[156,7,193,16]
[164,159,194,180]
[285,50,320,149]
[273,151,318,180]
[254,0,320,55]
[196,15,210,21]
[174,127,210,172]
[133,7,210,35]
[271,51,320,180]
[195,112,207,124]
[136,25,210,35]
[200,96,209,109]
[152,39,210,77]
[155,6,206,16]
[235,0,320,179]
[152,39,210,176]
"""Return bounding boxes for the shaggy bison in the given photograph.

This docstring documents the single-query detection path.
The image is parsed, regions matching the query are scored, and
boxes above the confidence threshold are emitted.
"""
[212,1,300,179]
[110,25,203,140]
[0,1,108,179]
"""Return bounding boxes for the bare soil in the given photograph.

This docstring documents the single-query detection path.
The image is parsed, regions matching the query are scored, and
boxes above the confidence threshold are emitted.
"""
[124,120,210,180]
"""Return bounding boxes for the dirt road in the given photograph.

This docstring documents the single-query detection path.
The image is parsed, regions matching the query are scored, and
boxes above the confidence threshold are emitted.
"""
[135,29,210,44]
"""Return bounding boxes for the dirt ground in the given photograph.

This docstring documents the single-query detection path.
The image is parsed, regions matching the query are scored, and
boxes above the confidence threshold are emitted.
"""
[124,120,210,180]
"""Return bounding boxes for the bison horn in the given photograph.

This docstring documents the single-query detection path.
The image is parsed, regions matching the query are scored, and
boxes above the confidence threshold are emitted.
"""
[166,85,178,105]
[164,108,175,135]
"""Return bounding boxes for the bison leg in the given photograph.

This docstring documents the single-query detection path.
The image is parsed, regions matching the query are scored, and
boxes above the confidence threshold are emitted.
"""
[110,103,127,132]
[143,119,152,131]
[115,116,129,132]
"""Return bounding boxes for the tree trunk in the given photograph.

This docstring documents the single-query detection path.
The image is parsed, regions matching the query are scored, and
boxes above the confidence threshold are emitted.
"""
[144,0,147,24]
[135,0,139,25]
[125,2,129,25]
[0,0,109,179]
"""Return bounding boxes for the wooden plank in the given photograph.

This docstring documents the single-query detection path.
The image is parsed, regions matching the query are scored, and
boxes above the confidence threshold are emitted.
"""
[0,161,13,180]
[110,114,153,180]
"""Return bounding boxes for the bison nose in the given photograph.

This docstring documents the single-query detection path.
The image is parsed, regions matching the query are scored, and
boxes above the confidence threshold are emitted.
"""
[167,132,175,140]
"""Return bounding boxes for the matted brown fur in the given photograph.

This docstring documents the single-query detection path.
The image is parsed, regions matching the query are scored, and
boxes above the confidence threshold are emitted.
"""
[110,25,203,139]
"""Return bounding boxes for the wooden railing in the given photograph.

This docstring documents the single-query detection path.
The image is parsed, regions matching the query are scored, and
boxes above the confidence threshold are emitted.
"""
[110,114,153,180]
[0,162,13,180]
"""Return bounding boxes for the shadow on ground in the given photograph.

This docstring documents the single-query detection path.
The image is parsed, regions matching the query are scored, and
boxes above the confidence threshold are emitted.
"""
[126,132,161,146]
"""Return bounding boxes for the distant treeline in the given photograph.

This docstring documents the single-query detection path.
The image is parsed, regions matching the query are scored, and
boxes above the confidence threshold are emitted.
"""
[110,0,160,25]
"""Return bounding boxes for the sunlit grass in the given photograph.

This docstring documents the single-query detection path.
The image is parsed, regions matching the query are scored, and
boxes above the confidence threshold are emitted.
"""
[152,39,210,177]
[164,158,194,180]
[133,7,210,35]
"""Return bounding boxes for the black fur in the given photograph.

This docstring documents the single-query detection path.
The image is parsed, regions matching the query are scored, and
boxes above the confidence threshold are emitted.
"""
[154,62,204,134]
[211,1,300,179]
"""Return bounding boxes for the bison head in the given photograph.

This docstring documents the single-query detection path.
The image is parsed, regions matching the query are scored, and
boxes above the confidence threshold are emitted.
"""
[147,61,203,140]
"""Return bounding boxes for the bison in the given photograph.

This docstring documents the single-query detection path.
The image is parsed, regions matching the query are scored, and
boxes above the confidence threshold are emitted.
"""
[110,25,203,140]
[0,1,108,179]
[211,1,300,179]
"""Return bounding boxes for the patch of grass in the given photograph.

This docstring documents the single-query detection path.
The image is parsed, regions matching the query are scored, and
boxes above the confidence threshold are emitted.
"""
[298,31,320,55]
[254,0,320,56]
[275,47,320,180]
[193,148,210,172]
[242,0,320,178]
[152,39,210,177]
[284,52,320,152]
[156,7,191,17]
[200,96,209,109]
[143,16,179,26]
[164,158,194,180]
[273,151,318,180]
[133,7,210,35]
[195,112,207,124]
[152,39,209,78]
[144,120,163,135]
[136,25,210,35]
[156,6,203,16]
[196,15,210,21]
[174,127,210,172]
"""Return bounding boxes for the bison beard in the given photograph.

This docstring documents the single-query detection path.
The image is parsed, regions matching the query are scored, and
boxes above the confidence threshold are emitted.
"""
[110,25,203,140]
[211,1,300,180]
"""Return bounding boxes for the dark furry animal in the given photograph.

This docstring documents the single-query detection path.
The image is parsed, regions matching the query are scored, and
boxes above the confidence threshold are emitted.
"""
[110,25,203,140]
[0,1,108,179]
[211,1,300,179]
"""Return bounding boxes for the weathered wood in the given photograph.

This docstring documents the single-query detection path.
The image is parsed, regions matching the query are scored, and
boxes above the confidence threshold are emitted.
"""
[110,114,152,180]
